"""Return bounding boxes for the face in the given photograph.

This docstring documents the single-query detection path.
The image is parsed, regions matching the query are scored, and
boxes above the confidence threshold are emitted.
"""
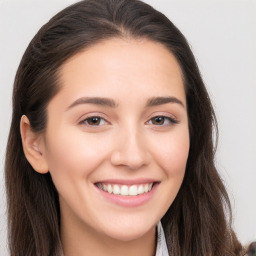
[41,38,189,241]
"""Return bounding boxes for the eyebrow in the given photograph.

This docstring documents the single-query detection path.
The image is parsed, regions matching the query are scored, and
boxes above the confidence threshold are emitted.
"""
[66,96,184,111]
[66,97,118,110]
[146,96,185,108]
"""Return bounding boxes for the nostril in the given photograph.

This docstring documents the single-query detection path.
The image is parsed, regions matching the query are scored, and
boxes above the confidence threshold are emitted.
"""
[110,150,149,170]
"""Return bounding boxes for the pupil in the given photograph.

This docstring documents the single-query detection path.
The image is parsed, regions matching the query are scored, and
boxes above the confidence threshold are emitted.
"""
[154,117,164,125]
[89,117,100,125]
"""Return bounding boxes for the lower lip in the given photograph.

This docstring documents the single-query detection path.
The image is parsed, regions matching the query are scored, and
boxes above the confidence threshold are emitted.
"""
[95,183,159,207]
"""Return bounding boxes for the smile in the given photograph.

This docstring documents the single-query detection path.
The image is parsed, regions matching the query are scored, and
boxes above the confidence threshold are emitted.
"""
[96,183,154,196]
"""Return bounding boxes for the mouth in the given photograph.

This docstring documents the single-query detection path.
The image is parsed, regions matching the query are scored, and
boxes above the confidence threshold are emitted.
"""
[95,182,156,196]
[94,180,160,207]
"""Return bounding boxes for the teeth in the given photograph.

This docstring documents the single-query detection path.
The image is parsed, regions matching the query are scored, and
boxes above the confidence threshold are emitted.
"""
[129,185,137,196]
[137,185,144,194]
[107,184,112,193]
[120,185,129,196]
[97,183,154,196]
[113,185,120,195]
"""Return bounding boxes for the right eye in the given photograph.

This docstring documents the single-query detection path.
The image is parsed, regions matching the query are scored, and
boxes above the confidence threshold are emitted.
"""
[80,116,107,127]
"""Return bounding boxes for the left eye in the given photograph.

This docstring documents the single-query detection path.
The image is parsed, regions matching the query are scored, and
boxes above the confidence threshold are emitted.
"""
[81,116,106,126]
[147,116,176,126]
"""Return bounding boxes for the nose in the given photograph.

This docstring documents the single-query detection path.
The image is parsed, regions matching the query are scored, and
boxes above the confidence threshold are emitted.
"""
[110,126,150,170]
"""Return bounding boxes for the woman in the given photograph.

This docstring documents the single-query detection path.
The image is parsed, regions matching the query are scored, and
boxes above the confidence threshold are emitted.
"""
[5,0,245,255]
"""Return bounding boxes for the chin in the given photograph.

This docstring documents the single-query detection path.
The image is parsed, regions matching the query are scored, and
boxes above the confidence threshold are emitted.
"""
[98,220,156,242]
[104,229,149,242]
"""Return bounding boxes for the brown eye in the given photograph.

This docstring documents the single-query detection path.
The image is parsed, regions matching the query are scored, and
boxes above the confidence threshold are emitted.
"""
[152,116,165,125]
[83,116,106,126]
[148,116,178,126]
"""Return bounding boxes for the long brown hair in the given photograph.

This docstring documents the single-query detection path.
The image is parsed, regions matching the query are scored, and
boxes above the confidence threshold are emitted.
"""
[5,0,244,255]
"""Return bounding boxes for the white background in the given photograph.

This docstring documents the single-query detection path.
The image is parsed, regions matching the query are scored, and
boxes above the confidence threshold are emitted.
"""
[0,0,255,255]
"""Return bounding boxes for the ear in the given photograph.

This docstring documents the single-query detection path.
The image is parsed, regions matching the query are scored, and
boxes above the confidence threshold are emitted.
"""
[20,115,49,174]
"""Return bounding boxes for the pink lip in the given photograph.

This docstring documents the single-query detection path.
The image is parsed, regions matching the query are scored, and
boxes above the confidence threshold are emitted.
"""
[94,182,159,207]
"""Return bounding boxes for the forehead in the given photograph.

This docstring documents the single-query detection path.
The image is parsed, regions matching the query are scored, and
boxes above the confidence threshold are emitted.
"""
[55,38,185,106]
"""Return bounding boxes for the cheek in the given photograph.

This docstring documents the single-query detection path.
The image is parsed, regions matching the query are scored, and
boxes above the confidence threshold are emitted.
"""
[44,128,109,182]
[151,127,190,176]
[145,127,189,217]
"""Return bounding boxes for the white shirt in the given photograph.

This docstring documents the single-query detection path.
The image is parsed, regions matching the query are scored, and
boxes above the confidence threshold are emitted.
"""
[155,222,169,256]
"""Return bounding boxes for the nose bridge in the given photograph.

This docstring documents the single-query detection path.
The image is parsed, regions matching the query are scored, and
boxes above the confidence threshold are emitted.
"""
[110,122,150,169]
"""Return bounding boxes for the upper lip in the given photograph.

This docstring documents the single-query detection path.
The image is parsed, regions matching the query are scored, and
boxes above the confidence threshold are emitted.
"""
[95,178,159,185]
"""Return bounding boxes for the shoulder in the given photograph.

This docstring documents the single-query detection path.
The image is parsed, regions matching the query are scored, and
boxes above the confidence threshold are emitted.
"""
[245,241,256,256]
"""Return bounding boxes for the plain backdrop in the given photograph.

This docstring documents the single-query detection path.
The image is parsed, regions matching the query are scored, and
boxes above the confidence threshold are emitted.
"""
[0,0,255,255]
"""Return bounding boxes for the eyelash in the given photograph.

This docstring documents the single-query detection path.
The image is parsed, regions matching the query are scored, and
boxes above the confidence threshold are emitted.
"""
[79,115,178,127]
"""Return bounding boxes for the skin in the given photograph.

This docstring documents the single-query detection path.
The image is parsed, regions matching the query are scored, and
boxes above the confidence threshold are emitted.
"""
[21,38,190,256]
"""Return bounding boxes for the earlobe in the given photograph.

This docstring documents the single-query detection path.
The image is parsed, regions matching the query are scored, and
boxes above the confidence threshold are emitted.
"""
[20,115,49,174]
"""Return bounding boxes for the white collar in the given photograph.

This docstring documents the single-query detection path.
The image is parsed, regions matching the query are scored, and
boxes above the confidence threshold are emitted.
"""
[155,222,169,256]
